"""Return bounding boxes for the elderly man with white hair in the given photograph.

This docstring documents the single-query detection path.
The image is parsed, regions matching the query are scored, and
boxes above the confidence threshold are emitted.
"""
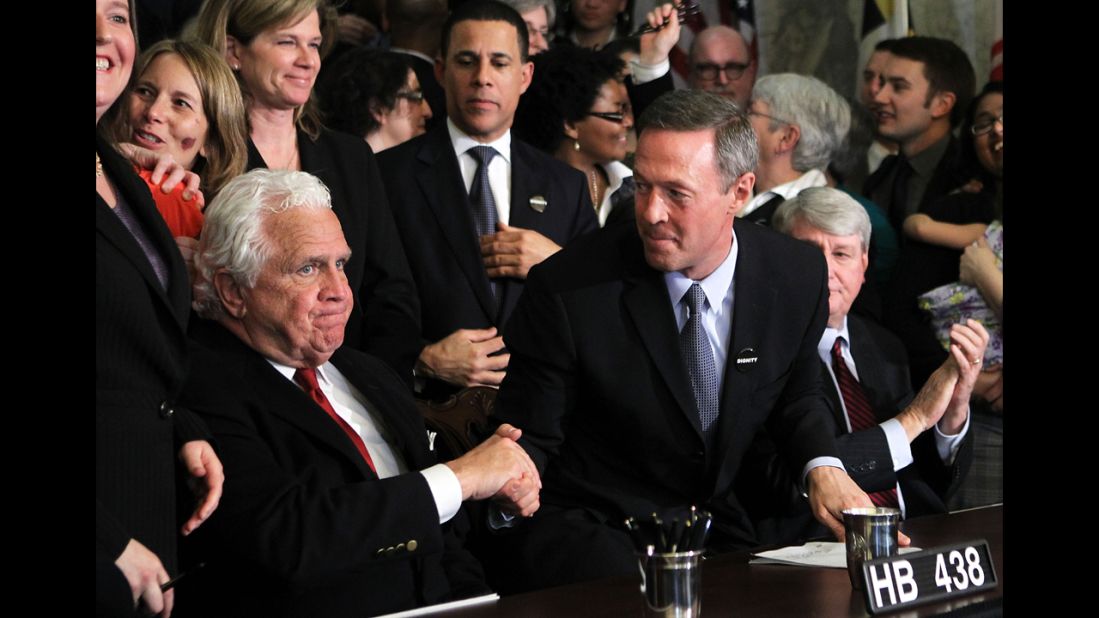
[179,169,542,617]
[737,186,985,545]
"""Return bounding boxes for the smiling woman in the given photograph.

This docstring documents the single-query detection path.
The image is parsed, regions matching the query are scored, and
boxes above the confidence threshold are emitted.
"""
[105,39,249,237]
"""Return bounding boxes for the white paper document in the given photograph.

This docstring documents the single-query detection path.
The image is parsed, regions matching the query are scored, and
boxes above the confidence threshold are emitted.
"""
[373,593,500,617]
[749,542,922,569]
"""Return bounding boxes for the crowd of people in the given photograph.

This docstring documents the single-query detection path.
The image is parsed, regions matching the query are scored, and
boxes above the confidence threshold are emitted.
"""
[97,1,1003,616]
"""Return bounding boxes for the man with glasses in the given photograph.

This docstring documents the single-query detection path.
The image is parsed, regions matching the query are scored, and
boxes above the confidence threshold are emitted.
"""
[687,25,757,110]
[499,0,556,56]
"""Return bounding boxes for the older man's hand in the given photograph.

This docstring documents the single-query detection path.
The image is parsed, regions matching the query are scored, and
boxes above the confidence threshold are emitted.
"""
[481,223,561,280]
[446,424,541,510]
[417,328,508,387]
[806,466,911,546]
[179,440,225,536]
[115,538,174,617]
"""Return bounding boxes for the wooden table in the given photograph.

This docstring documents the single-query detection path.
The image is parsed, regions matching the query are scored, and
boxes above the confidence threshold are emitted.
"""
[439,505,1003,617]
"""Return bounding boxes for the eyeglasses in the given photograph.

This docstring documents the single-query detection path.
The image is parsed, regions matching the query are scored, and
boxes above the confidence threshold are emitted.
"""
[587,109,633,124]
[692,61,751,81]
[971,113,1003,136]
[747,109,792,126]
[395,90,425,103]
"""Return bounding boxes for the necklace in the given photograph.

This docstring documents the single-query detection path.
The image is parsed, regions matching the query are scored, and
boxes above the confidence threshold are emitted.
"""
[96,152,104,178]
[587,168,606,211]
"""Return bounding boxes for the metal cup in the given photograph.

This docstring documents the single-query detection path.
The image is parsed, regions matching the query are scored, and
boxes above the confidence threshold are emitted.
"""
[842,507,901,589]
[637,550,703,617]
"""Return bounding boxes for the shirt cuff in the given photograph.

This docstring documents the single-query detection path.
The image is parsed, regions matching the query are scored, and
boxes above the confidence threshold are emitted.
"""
[420,463,463,524]
[488,507,518,530]
[800,456,846,496]
[934,407,971,465]
[879,418,915,472]
[629,59,670,85]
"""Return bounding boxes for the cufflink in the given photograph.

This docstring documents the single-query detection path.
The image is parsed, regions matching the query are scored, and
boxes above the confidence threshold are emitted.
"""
[529,195,547,213]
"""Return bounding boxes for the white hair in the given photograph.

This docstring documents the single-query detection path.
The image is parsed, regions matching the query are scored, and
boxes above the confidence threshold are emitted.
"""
[193,169,333,318]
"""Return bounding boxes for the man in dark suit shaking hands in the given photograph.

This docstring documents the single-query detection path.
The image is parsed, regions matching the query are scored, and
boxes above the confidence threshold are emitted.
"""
[490,90,943,591]
[377,1,597,396]
[178,169,541,617]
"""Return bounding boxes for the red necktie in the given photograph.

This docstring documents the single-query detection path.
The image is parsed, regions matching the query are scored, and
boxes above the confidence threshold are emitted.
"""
[294,368,377,474]
[831,338,899,508]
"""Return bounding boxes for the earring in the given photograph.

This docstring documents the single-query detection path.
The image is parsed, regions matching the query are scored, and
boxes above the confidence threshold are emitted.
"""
[574,140,581,152]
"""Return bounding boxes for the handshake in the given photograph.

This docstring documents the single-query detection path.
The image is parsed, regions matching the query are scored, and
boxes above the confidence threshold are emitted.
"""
[444,423,541,517]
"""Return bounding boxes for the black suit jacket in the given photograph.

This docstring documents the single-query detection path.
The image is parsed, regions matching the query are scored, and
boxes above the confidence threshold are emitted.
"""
[490,221,839,588]
[376,127,597,386]
[863,135,971,229]
[178,320,487,618]
[96,135,208,574]
[739,315,974,545]
[247,129,422,383]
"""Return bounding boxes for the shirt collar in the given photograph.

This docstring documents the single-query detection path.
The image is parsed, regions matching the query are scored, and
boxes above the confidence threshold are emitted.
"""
[742,169,826,216]
[664,228,739,313]
[448,117,512,164]
[907,133,951,178]
[818,316,851,359]
[601,160,634,195]
[267,359,332,386]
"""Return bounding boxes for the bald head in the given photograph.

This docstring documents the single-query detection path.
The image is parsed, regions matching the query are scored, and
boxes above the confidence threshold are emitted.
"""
[688,26,757,109]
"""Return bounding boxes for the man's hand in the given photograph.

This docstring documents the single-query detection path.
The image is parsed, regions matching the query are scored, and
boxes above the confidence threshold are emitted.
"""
[493,472,541,518]
[638,3,682,67]
[973,366,1003,413]
[481,223,561,279]
[178,440,224,536]
[897,363,959,443]
[115,538,174,617]
[806,467,910,545]
[939,319,990,433]
[417,328,509,387]
[117,143,204,207]
[446,424,541,508]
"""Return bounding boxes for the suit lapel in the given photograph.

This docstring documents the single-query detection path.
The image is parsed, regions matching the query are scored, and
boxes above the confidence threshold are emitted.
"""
[847,317,890,422]
[96,137,189,331]
[712,224,778,483]
[416,129,497,322]
[622,263,703,438]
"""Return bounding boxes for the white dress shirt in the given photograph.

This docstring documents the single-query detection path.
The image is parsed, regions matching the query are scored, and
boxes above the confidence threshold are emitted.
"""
[740,168,827,218]
[268,359,464,524]
[596,160,634,227]
[448,118,513,225]
[818,318,970,516]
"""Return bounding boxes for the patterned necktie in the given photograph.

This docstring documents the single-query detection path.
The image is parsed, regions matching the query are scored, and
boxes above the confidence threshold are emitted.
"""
[467,145,499,298]
[679,283,719,432]
[830,338,898,508]
[294,368,377,474]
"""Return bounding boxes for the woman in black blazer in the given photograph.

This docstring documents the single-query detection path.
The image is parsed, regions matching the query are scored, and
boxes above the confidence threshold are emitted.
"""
[195,0,423,384]
[96,1,223,614]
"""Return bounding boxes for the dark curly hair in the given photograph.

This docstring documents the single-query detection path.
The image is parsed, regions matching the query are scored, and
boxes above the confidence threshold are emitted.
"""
[513,45,624,153]
[316,48,414,139]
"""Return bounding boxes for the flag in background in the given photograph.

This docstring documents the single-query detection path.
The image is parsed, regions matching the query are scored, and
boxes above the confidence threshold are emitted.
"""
[990,0,1003,80]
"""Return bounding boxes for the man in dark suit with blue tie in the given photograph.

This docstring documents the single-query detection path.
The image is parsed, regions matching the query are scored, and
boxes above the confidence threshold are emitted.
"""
[487,90,944,592]
[736,187,986,545]
[377,1,598,397]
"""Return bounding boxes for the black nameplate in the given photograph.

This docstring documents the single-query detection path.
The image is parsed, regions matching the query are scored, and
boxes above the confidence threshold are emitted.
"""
[860,540,997,614]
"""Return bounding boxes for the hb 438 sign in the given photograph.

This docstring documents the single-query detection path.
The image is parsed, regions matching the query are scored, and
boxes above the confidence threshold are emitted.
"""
[860,540,998,614]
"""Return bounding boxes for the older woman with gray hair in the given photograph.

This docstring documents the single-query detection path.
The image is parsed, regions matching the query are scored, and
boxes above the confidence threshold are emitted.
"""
[744,73,898,287]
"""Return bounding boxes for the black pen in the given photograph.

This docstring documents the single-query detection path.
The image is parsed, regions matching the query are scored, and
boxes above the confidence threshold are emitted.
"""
[161,562,205,592]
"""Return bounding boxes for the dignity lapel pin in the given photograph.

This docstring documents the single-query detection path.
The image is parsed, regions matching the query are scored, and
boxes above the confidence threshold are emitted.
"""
[529,195,547,213]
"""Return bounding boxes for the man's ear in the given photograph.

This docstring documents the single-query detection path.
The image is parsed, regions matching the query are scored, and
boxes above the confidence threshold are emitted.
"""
[778,123,801,155]
[929,90,956,121]
[726,171,757,218]
[214,270,247,319]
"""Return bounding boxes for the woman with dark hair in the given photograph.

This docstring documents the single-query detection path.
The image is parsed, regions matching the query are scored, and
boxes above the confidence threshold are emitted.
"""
[195,0,422,380]
[96,1,223,615]
[317,48,432,152]
[514,45,634,227]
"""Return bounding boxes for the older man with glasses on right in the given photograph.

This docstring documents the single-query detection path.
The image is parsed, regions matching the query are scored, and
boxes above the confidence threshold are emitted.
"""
[687,25,757,110]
